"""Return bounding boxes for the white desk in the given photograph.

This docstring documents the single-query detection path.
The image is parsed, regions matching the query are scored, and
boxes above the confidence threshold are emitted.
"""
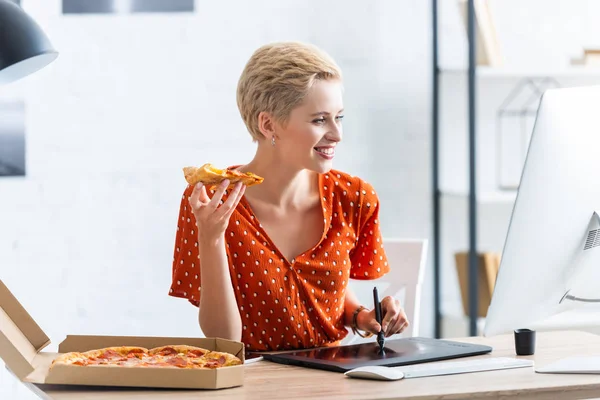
[17,330,600,399]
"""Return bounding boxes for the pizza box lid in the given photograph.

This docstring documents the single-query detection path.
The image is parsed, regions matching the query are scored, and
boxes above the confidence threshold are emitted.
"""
[0,279,50,380]
[0,279,246,389]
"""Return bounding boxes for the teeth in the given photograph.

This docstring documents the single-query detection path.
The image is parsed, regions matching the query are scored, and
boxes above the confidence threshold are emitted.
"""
[315,147,334,155]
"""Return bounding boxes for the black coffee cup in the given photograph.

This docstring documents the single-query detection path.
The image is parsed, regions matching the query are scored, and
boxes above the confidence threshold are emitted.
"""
[514,329,536,356]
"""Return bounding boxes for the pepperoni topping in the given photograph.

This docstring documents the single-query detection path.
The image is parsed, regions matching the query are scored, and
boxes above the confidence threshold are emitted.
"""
[98,350,120,360]
[204,361,219,369]
[187,350,207,358]
[165,357,187,368]
[157,347,178,356]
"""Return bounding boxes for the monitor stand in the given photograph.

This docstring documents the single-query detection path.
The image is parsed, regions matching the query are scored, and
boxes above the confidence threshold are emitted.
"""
[560,211,600,304]
[540,211,600,374]
[536,356,600,374]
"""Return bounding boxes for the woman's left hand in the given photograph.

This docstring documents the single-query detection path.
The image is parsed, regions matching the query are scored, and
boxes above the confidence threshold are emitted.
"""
[357,296,409,337]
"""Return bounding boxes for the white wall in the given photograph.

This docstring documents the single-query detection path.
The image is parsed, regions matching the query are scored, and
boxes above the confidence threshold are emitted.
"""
[0,1,432,398]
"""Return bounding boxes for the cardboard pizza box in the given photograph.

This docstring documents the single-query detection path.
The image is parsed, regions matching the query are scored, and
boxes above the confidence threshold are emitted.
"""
[0,279,245,389]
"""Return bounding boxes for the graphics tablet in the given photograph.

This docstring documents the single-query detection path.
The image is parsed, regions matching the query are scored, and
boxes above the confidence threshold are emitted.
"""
[262,337,493,373]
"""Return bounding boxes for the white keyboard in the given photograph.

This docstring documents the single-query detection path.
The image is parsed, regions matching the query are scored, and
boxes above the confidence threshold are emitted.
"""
[397,357,534,378]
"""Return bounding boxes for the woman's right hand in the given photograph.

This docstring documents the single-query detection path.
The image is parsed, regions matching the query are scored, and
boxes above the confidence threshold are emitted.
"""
[188,179,246,242]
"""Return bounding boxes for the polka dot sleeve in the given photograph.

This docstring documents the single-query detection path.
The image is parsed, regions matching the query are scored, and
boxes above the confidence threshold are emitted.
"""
[169,185,202,307]
[349,181,389,280]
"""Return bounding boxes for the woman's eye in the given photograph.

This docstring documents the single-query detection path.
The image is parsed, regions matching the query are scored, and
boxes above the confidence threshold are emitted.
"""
[312,115,344,125]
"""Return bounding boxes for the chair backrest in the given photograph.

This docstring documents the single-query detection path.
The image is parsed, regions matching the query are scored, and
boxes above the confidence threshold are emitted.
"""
[342,238,428,345]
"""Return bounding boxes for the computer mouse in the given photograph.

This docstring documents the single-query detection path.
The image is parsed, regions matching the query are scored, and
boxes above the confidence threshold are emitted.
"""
[344,366,405,381]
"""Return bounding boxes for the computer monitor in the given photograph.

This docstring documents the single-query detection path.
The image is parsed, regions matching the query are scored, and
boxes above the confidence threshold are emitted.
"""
[485,84,600,337]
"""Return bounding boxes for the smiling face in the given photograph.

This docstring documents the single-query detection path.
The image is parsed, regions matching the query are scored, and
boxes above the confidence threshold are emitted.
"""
[273,79,344,174]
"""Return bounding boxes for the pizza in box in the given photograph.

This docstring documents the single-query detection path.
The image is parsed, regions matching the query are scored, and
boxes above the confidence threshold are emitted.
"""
[51,345,242,369]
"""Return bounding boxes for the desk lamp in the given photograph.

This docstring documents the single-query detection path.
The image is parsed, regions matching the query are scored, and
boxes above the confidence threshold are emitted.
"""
[0,0,58,85]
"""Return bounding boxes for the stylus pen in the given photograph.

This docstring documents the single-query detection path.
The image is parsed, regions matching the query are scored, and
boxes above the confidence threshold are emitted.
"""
[373,287,385,353]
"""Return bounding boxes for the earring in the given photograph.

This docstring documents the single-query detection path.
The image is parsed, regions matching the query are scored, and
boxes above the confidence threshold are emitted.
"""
[271,136,276,146]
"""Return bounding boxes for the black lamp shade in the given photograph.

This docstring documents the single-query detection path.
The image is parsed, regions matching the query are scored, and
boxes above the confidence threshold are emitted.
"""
[0,0,58,85]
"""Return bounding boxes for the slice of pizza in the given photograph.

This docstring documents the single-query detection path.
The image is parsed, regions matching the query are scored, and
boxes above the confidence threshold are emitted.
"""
[144,345,209,369]
[149,345,209,358]
[83,346,148,363]
[199,350,243,368]
[50,351,89,367]
[51,346,150,368]
[183,163,264,188]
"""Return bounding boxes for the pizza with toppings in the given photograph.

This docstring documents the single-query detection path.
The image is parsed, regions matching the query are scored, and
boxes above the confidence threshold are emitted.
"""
[183,163,264,189]
[50,345,242,369]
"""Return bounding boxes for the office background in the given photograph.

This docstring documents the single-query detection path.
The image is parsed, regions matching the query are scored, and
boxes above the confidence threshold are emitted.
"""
[2,0,600,398]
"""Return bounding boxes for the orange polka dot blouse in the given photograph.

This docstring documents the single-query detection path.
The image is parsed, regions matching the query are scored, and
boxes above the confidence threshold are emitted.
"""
[169,169,389,351]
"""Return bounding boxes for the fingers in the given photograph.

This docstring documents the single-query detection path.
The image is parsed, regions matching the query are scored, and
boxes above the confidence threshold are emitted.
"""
[388,318,403,336]
[189,179,246,218]
[208,179,230,210]
[356,309,381,335]
[395,308,409,335]
[235,184,246,204]
[389,316,409,337]
[365,319,382,335]
[197,183,211,204]
[230,184,246,216]
[380,297,396,334]
[381,297,409,337]
[189,182,207,210]
[356,304,409,337]
[399,320,409,334]
[220,182,245,219]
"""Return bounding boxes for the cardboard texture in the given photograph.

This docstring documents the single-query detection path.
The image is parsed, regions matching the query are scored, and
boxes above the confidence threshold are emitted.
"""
[0,279,245,390]
[455,252,500,317]
[0,280,50,380]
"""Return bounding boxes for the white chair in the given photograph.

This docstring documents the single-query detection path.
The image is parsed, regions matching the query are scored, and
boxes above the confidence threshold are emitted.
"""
[342,238,428,345]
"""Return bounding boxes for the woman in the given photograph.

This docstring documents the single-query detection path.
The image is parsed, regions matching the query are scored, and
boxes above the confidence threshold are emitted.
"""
[169,42,408,351]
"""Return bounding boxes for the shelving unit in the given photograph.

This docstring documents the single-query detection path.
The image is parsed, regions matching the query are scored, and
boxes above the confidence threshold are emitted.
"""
[432,0,481,338]
[441,188,516,204]
[441,66,600,78]
[432,2,600,338]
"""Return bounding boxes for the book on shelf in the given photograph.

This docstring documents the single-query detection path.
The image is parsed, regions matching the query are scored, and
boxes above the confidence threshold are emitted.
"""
[455,251,501,317]
[581,49,600,66]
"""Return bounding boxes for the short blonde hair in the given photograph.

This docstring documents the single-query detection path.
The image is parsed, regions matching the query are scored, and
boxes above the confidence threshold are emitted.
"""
[237,42,342,141]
